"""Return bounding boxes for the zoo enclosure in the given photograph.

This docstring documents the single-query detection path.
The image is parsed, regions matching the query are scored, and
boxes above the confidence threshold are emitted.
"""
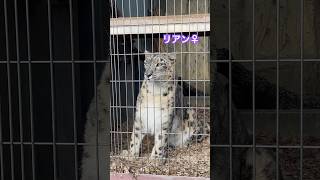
[110,0,210,177]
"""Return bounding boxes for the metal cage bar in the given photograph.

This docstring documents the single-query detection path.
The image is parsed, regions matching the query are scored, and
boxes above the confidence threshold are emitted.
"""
[13,0,25,179]
[3,0,15,179]
[0,98,4,180]
[276,0,280,179]
[69,0,79,179]
[46,1,58,180]
[300,0,304,179]
[0,0,109,179]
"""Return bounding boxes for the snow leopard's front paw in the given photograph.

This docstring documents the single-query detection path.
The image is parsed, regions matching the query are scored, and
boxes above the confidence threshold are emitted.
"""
[150,149,167,165]
[120,150,129,156]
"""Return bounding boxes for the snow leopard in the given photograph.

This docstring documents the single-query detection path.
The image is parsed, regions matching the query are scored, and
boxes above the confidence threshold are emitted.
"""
[122,51,209,163]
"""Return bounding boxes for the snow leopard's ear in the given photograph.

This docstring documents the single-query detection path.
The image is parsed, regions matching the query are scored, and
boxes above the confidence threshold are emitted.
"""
[144,50,152,60]
[144,50,152,67]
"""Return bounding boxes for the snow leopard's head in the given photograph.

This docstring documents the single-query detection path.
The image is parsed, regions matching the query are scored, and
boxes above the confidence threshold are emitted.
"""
[144,51,176,83]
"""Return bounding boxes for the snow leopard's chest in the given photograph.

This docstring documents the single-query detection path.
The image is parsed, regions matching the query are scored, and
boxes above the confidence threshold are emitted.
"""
[138,96,172,134]
[136,83,180,135]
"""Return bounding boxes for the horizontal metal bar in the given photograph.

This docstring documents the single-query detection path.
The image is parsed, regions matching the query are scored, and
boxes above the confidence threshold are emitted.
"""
[238,109,320,114]
[110,156,210,162]
[2,59,320,63]
[110,52,210,55]
[211,144,320,149]
[111,14,210,35]
[110,80,210,82]
[0,60,110,63]
[210,59,320,62]
[110,106,210,109]
[0,142,110,146]
[110,131,210,136]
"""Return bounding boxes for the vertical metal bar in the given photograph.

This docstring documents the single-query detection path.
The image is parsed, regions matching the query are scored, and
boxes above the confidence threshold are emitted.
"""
[157,0,161,104]
[46,0,57,179]
[141,0,145,157]
[109,0,113,157]
[120,0,125,155]
[151,0,155,166]
[151,0,153,51]
[185,0,191,164]
[69,0,78,179]
[158,0,164,165]
[3,0,15,179]
[128,0,135,160]
[152,0,158,166]
[24,0,36,179]
[186,0,191,164]
[204,0,208,142]
[90,0,100,178]
[179,1,184,151]
[110,52,114,156]
[187,0,191,165]
[136,0,141,87]
[129,0,133,145]
[109,0,113,158]
[115,15,121,155]
[110,0,116,156]
[114,1,123,155]
[114,0,120,156]
[252,0,256,178]
[169,0,176,173]
[114,0,121,155]
[111,34,116,156]
[141,0,146,157]
[158,0,160,53]
[165,0,169,168]
[123,39,128,159]
[300,0,304,179]
[111,0,118,155]
[228,0,232,178]
[165,0,175,172]
[13,0,25,179]
[195,0,199,173]
[276,0,280,179]
[0,97,5,180]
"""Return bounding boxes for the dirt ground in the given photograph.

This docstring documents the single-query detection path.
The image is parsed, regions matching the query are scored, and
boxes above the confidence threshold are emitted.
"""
[110,137,210,177]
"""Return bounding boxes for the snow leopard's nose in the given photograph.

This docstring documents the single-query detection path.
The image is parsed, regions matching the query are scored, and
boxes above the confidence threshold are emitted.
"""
[146,74,153,79]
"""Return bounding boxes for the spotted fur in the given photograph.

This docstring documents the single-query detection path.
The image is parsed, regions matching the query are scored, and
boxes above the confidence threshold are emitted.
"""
[123,51,209,163]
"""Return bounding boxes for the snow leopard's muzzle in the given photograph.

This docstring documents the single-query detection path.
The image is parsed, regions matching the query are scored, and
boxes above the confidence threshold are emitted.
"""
[144,69,172,82]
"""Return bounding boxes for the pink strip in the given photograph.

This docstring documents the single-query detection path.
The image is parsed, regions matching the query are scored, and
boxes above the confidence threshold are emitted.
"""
[110,173,210,180]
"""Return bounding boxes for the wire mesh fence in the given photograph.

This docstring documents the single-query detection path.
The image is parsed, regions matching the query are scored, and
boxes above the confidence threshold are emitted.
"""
[109,0,210,177]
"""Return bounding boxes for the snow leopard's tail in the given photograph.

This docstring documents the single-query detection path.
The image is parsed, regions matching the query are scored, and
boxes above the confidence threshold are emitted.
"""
[170,108,210,148]
[184,109,210,144]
